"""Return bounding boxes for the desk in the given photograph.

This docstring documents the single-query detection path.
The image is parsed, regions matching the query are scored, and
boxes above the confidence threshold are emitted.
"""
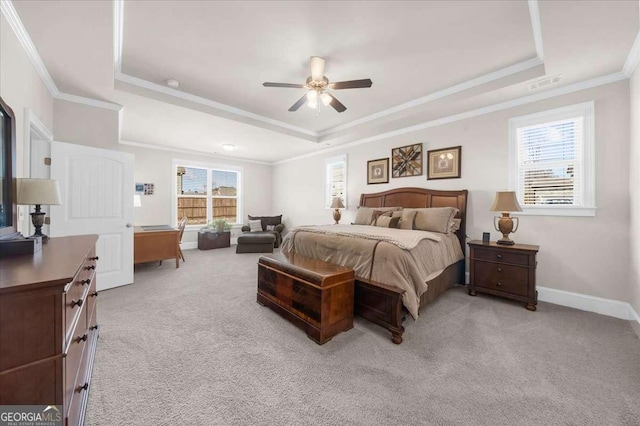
[134,226,180,268]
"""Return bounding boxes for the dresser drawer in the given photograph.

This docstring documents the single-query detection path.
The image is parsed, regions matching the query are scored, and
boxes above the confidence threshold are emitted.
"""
[473,261,529,297]
[64,303,87,409]
[66,337,92,426]
[472,247,529,266]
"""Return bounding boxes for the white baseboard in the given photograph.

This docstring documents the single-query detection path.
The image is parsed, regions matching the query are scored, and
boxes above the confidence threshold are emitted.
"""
[537,286,635,321]
[463,270,638,325]
[181,238,238,251]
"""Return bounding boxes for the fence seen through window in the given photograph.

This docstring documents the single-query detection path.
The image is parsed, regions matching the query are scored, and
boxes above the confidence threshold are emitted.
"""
[176,166,239,225]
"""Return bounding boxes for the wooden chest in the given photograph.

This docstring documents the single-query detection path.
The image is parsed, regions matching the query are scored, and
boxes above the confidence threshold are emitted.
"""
[257,253,354,344]
[198,230,231,250]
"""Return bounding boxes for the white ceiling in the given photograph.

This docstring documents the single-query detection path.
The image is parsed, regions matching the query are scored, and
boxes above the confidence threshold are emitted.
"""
[8,0,640,163]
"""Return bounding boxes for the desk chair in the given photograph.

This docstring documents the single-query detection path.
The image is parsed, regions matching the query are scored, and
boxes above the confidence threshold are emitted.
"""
[178,217,187,262]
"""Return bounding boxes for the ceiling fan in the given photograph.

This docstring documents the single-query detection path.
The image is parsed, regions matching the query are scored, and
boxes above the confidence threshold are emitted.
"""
[263,56,373,113]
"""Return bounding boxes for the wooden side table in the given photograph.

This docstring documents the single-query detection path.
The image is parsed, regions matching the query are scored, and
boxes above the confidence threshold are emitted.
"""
[198,230,231,250]
[468,240,539,311]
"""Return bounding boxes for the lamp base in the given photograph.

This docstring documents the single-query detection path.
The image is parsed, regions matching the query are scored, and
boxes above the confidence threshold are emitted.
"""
[333,209,341,225]
[30,208,50,243]
[496,237,515,245]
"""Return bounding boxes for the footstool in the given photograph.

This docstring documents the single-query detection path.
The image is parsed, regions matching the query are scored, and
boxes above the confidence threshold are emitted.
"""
[236,233,276,253]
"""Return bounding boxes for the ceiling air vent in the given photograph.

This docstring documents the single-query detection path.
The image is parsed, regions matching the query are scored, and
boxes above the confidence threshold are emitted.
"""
[527,74,563,91]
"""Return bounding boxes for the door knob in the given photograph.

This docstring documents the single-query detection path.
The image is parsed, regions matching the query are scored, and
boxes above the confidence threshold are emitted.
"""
[126,223,133,228]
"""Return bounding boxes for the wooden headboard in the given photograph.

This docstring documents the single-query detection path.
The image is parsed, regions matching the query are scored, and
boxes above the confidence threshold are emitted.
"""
[360,187,468,253]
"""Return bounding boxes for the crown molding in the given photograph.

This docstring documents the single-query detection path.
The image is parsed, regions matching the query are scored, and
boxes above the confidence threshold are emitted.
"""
[317,57,543,137]
[623,31,640,77]
[56,92,122,111]
[275,72,626,165]
[1,0,59,96]
[528,0,544,61]
[2,0,124,112]
[115,72,318,138]
[118,139,272,166]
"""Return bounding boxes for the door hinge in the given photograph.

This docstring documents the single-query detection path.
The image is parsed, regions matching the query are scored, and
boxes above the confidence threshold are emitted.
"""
[44,217,50,225]
[44,157,51,165]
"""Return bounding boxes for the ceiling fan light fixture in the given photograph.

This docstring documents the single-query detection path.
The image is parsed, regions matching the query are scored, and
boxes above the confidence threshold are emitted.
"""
[307,99,318,109]
[321,92,332,106]
[306,90,318,101]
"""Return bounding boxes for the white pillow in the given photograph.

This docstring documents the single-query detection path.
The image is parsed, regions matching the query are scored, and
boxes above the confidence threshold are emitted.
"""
[249,219,262,232]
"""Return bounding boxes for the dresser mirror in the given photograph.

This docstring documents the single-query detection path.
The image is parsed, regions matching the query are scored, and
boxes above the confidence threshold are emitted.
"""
[0,96,17,237]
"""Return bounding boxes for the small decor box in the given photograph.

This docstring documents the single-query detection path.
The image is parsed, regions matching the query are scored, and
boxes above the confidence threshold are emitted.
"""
[198,229,231,250]
[0,235,42,256]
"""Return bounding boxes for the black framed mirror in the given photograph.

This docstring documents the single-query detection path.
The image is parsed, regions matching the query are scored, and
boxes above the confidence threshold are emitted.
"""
[0,96,17,237]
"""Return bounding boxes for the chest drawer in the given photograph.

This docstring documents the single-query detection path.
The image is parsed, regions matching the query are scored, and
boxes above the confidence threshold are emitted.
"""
[473,261,529,297]
[64,302,88,409]
[472,247,530,266]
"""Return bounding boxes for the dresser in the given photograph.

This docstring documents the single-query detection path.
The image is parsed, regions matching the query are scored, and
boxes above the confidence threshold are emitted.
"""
[0,235,99,426]
[468,240,539,311]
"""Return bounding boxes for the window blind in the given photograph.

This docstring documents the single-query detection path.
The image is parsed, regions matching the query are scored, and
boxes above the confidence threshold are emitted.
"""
[516,117,583,206]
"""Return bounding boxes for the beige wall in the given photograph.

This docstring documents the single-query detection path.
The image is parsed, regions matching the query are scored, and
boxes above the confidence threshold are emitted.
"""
[0,15,54,177]
[274,81,631,303]
[53,99,273,244]
[630,69,640,321]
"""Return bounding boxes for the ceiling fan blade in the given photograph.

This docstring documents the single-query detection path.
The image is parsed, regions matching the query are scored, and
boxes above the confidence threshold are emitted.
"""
[330,79,373,90]
[263,82,306,88]
[327,94,347,113]
[310,56,325,81]
[288,94,308,112]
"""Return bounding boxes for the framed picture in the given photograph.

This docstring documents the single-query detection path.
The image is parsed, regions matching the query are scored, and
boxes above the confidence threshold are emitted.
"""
[392,143,422,178]
[427,146,461,180]
[143,183,155,195]
[367,158,389,184]
[135,183,144,194]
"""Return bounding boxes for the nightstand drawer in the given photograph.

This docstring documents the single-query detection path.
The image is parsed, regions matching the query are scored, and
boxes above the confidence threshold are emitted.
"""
[472,247,529,266]
[473,261,528,297]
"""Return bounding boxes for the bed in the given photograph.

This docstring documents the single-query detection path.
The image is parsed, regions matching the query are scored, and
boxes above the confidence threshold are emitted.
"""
[281,187,468,344]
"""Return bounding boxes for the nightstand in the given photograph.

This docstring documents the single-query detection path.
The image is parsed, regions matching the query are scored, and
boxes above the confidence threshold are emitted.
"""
[468,240,539,311]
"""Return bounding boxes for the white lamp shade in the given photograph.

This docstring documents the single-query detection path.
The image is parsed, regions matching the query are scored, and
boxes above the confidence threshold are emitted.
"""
[330,197,345,209]
[16,178,62,206]
[490,191,522,212]
[134,194,142,207]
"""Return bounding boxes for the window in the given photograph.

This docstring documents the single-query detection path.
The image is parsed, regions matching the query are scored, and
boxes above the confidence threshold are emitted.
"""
[325,155,347,208]
[174,160,242,226]
[508,102,595,216]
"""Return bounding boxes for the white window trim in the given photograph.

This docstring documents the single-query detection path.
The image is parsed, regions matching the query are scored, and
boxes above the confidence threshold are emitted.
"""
[325,154,347,209]
[508,101,596,217]
[171,158,243,229]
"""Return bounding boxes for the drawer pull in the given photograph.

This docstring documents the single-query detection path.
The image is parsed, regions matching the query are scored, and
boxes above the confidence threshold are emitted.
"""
[71,299,83,308]
[90,291,98,298]
[496,254,502,260]
[497,282,502,287]
[90,324,99,331]
[497,268,502,272]
[78,382,89,392]
[80,279,91,286]
[85,265,96,271]
[89,256,99,261]
[76,333,88,343]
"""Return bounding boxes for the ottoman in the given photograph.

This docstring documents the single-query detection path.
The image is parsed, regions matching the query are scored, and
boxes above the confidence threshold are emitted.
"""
[236,233,276,253]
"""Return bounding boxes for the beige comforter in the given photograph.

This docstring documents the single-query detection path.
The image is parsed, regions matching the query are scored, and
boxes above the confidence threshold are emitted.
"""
[280,225,464,318]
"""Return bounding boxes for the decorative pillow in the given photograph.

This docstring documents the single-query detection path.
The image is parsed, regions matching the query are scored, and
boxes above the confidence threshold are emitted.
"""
[398,210,418,230]
[266,224,276,231]
[370,210,392,225]
[375,215,401,228]
[353,207,375,225]
[449,218,461,233]
[248,215,282,231]
[407,207,459,233]
[248,219,262,232]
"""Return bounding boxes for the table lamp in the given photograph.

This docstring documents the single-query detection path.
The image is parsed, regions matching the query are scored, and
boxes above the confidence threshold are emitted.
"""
[17,178,62,242]
[330,197,345,224]
[490,191,522,245]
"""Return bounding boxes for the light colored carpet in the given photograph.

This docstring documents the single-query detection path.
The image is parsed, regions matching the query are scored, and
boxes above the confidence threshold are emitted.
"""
[86,247,640,426]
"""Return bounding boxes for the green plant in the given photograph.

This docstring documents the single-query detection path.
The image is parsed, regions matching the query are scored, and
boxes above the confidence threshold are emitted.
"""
[209,218,231,232]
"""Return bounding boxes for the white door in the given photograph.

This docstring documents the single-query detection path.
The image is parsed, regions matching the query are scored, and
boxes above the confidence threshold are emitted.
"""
[50,141,135,290]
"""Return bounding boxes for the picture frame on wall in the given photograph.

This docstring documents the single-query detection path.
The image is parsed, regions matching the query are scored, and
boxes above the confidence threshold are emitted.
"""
[427,146,461,180]
[367,158,389,184]
[391,143,422,178]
